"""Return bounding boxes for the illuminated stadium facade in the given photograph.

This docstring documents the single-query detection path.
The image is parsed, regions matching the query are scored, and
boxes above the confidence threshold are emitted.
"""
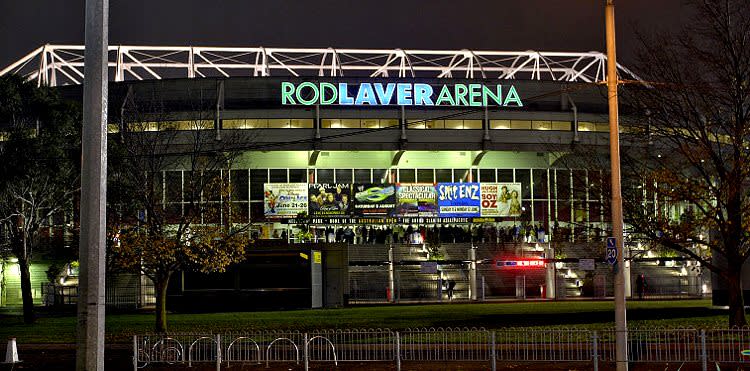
[0,45,708,308]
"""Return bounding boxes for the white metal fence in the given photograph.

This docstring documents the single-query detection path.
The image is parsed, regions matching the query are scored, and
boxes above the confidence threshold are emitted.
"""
[133,327,750,370]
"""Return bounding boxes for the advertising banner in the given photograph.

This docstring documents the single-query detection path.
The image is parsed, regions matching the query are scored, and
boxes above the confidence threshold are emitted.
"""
[393,184,438,217]
[352,184,397,217]
[308,183,353,217]
[263,183,308,219]
[480,183,523,217]
[436,182,481,217]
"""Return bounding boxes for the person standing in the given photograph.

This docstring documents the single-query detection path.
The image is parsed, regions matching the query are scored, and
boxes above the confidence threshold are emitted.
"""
[636,274,647,300]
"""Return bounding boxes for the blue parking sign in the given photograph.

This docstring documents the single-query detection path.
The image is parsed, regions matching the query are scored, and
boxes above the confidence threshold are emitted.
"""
[606,237,617,265]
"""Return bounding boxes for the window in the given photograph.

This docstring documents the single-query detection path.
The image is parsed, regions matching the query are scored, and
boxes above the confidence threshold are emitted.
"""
[316,169,334,183]
[497,169,513,182]
[165,171,182,203]
[417,169,434,183]
[532,169,548,199]
[463,120,482,129]
[250,169,267,200]
[269,169,287,183]
[435,169,452,182]
[532,121,552,130]
[354,169,372,183]
[398,169,416,183]
[268,119,290,128]
[230,170,248,201]
[578,121,596,131]
[490,120,511,129]
[444,120,463,129]
[480,169,496,182]
[515,169,531,199]
[551,121,571,131]
[380,119,399,128]
[510,120,532,130]
[222,119,268,129]
[361,119,380,129]
[290,119,314,128]
[335,169,353,183]
[425,120,445,129]
[289,169,307,183]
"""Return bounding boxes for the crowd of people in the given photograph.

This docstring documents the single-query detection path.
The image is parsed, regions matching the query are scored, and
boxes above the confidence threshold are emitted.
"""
[302,223,549,244]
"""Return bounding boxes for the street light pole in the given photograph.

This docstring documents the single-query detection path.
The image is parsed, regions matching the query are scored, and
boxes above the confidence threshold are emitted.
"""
[605,1,628,370]
[76,0,108,369]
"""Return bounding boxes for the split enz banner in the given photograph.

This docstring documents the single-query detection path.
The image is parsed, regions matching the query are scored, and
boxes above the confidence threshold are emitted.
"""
[437,182,481,217]
[309,184,352,217]
[264,183,309,219]
[281,82,523,107]
[394,184,438,218]
[480,183,522,217]
[352,184,397,217]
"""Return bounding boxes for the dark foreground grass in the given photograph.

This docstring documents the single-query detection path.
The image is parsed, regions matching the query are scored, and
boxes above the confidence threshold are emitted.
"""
[0,299,729,344]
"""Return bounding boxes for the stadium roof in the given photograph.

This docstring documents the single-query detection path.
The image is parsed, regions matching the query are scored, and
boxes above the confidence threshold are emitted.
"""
[0,45,640,87]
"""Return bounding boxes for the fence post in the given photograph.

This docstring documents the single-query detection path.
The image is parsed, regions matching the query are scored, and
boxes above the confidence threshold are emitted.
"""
[304,333,309,371]
[490,331,496,371]
[592,331,598,371]
[395,331,401,371]
[700,329,707,371]
[132,335,138,371]
[216,334,222,371]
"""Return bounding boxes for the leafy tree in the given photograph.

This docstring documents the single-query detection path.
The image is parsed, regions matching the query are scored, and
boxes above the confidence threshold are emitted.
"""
[107,83,251,332]
[0,75,80,323]
[621,0,750,326]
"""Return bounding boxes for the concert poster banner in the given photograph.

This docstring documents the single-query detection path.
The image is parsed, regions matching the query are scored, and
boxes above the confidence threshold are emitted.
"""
[480,182,523,217]
[393,183,438,217]
[437,182,481,217]
[308,183,353,217]
[352,184,397,217]
[264,183,309,219]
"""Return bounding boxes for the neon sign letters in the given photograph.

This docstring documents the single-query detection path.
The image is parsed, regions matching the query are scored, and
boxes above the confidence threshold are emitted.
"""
[281,82,523,107]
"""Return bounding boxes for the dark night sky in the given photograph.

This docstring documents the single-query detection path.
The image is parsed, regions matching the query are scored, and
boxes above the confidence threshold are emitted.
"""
[0,0,693,70]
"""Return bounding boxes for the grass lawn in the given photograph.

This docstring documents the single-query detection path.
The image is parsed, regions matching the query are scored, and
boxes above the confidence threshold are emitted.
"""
[0,299,730,344]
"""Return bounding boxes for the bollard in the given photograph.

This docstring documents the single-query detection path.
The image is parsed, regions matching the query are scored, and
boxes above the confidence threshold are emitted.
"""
[490,331,496,371]
[700,329,707,371]
[132,336,137,371]
[304,333,309,371]
[216,334,222,371]
[592,331,598,371]
[4,338,20,364]
[395,332,401,371]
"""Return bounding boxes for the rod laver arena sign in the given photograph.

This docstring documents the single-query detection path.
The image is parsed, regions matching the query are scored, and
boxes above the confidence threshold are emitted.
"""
[281,82,523,107]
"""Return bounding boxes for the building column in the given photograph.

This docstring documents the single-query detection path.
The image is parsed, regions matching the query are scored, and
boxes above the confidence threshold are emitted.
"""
[388,247,395,303]
[546,246,556,299]
[623,246,632,297]
[469,247,477,301]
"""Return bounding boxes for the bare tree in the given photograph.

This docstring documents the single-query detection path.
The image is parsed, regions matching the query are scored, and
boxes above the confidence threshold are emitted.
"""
[621,0,750,326]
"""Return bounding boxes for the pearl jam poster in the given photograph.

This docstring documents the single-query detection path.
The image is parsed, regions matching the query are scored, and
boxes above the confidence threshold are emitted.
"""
[352,184,397,217]
[263,183,308,219]
[437,182,481,217]
[480,183,523,217]
[308,183,353,217]
[393,184,438,217]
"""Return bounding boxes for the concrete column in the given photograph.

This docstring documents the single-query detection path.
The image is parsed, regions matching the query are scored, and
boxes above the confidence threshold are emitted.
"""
[388,247,395,303]
[76,0,108,369]
[469,248,477,301]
